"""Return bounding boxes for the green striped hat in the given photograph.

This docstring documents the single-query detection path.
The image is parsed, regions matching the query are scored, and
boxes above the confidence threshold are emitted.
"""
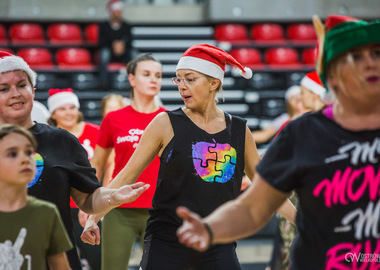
[313,15,380,88]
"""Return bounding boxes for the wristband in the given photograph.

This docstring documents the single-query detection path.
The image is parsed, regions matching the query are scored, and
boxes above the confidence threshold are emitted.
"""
[203,222,214,245]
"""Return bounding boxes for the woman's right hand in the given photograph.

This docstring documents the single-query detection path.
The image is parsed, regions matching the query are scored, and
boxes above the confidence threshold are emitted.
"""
[81,215,101,245]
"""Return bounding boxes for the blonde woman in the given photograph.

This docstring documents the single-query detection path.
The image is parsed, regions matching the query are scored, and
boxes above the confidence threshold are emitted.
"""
[82,44,296,270]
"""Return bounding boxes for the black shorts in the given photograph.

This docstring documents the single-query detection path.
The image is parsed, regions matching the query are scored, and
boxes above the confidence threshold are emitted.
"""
[140,237,241,270]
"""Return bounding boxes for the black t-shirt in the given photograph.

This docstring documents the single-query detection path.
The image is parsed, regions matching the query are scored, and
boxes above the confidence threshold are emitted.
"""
[28,123,100,268]
[146,108,246,242]
[99,20,132,63]
[257,110,380,269]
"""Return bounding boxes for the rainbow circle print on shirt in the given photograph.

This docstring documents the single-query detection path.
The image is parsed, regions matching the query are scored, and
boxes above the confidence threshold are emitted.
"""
[192,140,236,183]
[28,153,44,188]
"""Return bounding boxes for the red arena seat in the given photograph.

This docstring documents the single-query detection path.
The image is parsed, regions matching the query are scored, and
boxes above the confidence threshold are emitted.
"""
[56,48,93,70]
[302,47,317,65]
[9,23,45,44]
[214,24,249,43]
[17,48,53,69]
[0,24,7,44]
[229,48,263,67]
[108,63,126,71]
[287,24,317,42]
[265,47,300,68]
[251,24,285,42]
[47,23,83,44]
[85,24,99,44]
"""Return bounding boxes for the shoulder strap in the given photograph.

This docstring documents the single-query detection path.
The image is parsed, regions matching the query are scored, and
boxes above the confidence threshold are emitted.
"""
[166,108,185,135]
[226,113,247,137]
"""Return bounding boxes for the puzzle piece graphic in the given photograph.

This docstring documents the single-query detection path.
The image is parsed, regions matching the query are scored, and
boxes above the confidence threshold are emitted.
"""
[209,143,237,164]
[193,158,223,182]
[28,153,43,188]
[192,141,217,167]
[192,140,236,183]
[215,155,236,183]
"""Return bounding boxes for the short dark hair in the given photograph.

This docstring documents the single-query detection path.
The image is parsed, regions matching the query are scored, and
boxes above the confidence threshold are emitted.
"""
[0,124,37,151]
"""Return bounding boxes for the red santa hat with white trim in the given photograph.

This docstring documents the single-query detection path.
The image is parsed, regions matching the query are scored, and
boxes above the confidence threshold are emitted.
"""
[176,44,252,84]
[300,71,326,99]
[47,88,80,113]
[0,50,37,86]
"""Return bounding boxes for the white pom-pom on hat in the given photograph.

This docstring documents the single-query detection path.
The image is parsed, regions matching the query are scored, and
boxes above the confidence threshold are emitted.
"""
[240,67,252,79]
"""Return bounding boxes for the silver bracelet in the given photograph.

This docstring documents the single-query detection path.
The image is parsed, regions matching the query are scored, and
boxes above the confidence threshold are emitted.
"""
[107,190,117,205]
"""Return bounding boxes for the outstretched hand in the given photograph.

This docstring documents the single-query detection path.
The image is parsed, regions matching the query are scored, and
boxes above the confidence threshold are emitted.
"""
[110,182,150,206]
[81,182,149,245]
[176,206,211,252]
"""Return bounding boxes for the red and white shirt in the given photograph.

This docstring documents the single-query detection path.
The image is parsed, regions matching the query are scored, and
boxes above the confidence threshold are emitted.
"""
[98,105,167,208]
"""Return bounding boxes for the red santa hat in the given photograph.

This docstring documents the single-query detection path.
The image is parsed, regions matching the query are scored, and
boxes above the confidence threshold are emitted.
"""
[300,71,326,98]
[47,88,80,113]
[176,44,252,84]
[0,50,37,86]
[107,0,123,11]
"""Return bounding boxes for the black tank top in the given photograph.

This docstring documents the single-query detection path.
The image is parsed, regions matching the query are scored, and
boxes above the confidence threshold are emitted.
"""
[145,108,247,241]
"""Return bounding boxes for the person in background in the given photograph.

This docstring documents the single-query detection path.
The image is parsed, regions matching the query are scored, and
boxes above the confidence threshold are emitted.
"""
[31,100,50,124]
[243,85,307,192]
[0,50,149,270]
[100,93,128,186]
[300,71,327,111]
[100,93,129,118]
[273,85,308,139]
[0,124,72,270]
[82,44,296,270]
[47,88,101,270]
[47,88,99,160]
[265,85,306,270]
[251,112,289,144]
[99,0,133,89]
[176,15,380,269]
[252,85,307,144]
[89,54,166,270]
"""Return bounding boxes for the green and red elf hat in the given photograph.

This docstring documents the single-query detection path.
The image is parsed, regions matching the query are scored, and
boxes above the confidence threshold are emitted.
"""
[312,15,380,88]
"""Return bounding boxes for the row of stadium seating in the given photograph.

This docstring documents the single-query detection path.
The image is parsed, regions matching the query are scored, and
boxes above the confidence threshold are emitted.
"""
[214,23,316,43]
[0,23,98,45]
[0,22,317,45]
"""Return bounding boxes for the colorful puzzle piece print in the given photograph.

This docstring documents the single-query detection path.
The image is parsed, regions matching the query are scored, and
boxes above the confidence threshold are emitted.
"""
[192,140,236,183]
[28,152,44,188]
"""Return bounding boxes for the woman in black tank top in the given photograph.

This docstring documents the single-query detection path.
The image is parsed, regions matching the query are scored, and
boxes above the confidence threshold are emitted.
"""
[82,44,297,270]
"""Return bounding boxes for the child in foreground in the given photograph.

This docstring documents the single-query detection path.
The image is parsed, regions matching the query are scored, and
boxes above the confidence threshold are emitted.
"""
[0,124,72,270]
